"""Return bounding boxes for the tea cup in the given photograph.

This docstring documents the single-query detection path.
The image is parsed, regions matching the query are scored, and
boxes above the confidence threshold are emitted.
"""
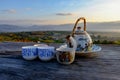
[56,48,75,64]
[22,46,38,60]
[38,46,55,61]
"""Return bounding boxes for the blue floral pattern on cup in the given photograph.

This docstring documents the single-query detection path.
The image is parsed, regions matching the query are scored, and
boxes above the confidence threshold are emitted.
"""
[38,47,55,61]
[22,46,37,57]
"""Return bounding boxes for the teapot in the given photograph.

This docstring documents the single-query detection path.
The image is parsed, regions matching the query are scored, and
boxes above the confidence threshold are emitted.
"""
[71,17,93,52]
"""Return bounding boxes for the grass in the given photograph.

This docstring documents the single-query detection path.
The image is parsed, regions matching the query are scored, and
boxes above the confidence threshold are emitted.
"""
[0,31,120,45]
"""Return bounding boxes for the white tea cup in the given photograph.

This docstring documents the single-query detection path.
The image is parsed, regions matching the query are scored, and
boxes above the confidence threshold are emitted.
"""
[22,46,38,60]
[38,46,55,61]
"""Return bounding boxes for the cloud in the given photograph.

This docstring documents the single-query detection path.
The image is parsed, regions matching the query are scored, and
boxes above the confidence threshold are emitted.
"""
[1,9,16,14]
[25,8,32,11]
[56,13,73,16]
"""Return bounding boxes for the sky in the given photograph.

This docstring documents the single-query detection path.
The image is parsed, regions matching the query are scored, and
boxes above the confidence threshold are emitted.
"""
[0,0,120,25]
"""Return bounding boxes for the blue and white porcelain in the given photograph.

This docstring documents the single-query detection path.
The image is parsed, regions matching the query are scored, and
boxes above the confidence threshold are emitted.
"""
[75,44,102,53]
[22,46,38,60]
[58,44,101,53]
[38,46,55,61]
[91,45,102,52]
[70,17,102,53]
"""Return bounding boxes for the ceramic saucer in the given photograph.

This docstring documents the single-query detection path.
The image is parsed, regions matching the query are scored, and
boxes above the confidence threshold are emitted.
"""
[75,44,102,54]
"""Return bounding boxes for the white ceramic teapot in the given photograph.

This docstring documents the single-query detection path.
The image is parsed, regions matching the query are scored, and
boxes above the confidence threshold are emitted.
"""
[71,17,93,52]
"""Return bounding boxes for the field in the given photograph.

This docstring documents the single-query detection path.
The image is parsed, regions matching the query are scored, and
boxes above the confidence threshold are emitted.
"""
[0,31,120,44]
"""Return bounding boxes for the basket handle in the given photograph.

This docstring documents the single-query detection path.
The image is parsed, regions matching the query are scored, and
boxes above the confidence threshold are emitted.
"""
[71,17,86,36]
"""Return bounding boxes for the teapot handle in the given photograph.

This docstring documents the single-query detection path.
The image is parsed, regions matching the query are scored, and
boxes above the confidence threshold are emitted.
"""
[71,17,86,36]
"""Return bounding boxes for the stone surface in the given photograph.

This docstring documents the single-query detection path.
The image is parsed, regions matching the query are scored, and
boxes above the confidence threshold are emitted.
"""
[0,42,120,80]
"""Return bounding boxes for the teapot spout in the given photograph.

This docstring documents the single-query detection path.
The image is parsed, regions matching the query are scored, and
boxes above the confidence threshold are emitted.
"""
[66,35,77,50]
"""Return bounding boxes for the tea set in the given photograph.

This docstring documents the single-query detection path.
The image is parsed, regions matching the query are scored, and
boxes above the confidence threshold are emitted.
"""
[22,17,102,64]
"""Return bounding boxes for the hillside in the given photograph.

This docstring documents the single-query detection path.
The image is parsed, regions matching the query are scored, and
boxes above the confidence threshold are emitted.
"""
[0,31,120,44]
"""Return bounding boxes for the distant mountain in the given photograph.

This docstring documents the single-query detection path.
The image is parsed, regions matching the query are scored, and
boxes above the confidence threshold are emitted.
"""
[0,21,120,32]
[0,24,74,32]
[0,24,24,32]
